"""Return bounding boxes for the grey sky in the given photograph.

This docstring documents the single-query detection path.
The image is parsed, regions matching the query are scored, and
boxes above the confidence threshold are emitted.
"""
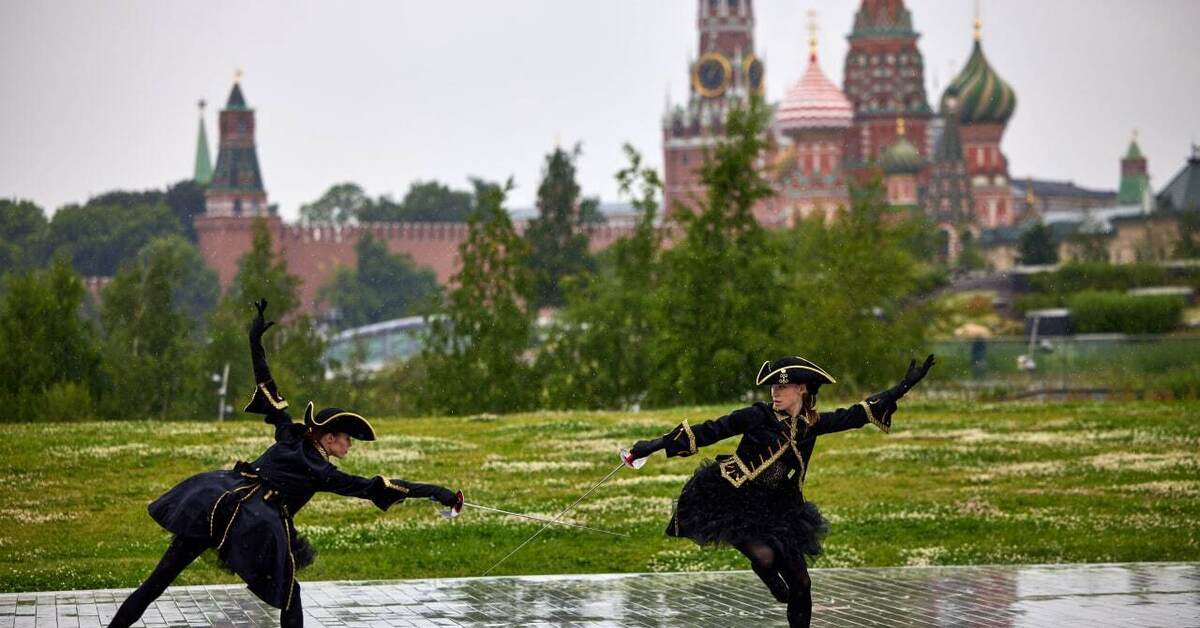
[2,1,1197,221]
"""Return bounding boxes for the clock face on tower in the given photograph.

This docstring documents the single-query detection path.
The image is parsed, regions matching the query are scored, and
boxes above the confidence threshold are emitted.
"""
[692,52,732,98]
[744,55,764,95]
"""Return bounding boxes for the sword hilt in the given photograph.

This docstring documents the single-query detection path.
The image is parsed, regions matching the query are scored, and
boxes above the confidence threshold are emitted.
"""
[619,448,648,470]
[430,490,464,518]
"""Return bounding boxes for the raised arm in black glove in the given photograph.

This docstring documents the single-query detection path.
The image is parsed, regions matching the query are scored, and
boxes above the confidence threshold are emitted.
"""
[244,299,289,416]
[249,298,276,383]
[863,354,936,431]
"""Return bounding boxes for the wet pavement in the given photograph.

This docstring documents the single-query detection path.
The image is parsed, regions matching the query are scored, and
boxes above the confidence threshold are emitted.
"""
[1,562,1197,627]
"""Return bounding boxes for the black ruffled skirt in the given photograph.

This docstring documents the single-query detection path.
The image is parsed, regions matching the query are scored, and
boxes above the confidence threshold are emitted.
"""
[667,458,828,560]
[148,469,314,609]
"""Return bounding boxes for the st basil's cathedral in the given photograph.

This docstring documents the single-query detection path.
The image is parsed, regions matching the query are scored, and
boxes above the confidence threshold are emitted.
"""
[662,0,1020,261]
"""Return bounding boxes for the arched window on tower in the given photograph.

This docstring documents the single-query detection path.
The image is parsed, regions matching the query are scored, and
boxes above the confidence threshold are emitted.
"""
[233,199,243,216]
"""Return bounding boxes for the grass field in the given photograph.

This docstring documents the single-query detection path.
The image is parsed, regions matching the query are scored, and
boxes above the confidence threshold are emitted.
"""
[2,399,1198,592]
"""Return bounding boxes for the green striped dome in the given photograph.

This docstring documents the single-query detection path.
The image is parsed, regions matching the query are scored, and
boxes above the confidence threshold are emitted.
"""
[881,134,923,175]
[942,40,1016,125]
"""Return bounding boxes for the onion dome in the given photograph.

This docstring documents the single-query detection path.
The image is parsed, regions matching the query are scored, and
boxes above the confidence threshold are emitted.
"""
[881,119,923,175]
[941,20,1016,124]
[776,20,853,132]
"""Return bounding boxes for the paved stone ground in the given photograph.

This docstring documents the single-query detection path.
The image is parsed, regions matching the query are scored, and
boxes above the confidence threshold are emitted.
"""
[1,563,1197,627]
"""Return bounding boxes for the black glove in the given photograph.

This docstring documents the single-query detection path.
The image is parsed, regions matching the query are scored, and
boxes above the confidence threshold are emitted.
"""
[249,298,276,345]
[895,354,936,398]
[431,486,458,507]
[629,438,664,460]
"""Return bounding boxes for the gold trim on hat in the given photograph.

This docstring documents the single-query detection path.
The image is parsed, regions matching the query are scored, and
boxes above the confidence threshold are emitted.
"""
[756,364,837,386]
[305,401,377,439]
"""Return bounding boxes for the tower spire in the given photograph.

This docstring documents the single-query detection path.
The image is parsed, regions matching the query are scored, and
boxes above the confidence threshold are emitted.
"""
[973,0,982,41]
[193,99,212,185]
[807,9,818,62]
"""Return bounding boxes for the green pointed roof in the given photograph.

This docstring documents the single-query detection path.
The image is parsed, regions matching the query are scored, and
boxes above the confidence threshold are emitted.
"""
[882,130,923,175]
[942,39,1016,125]
[1125,139,1145,160]
[225,82,248,110]
[193,106,212,185]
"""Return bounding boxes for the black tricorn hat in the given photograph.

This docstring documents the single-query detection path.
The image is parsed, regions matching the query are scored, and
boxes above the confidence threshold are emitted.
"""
[303,402,377,441]
[756,356,837,388]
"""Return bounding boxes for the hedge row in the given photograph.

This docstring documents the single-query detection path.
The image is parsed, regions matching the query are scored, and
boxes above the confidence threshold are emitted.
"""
[1067,290,1185,334]
[1028,262,1200,294]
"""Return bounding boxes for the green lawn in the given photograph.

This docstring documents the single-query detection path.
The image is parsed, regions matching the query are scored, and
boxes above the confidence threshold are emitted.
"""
[2,399,1198,592]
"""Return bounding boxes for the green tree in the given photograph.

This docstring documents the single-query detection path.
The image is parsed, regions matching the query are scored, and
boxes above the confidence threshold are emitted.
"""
[646,96,780,406]
[421,180,536,414]
[205,220,328,417]
[98,236,213,419]
[956,229,987,270]
[47,202,182,276]
[0,199,48,276]
[318,234,440,329]
[780,177,931,392]
[393,180,474,222]
[537,145,663,409]
[525,144,599,307]
[1018,220,1059,265]
[0,258,102,421]
[299,182,373,224]
[165,179,207,241]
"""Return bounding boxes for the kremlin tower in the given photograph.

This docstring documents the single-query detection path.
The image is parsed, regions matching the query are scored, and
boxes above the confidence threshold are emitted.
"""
[1118,131,1150,205]
[842,0,933,163]
[773,12,854,223]
[205,76,269,218]
[194,76,281,290]
[662,0,764,215]
[941,13,1017,227]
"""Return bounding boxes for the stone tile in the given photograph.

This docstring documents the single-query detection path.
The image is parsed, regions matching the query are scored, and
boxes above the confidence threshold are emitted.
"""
[3,564,1199,626]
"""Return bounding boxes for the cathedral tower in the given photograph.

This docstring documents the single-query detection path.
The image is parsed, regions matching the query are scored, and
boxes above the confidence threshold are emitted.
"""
[773,11,853,223]
[843,0,933,163]
[205,77,269,217]
[663,0,764,214]
[942,13,1016,227]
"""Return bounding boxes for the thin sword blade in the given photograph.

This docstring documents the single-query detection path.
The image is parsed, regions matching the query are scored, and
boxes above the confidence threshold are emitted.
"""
[463,502,628,537]
[481,461,626,576]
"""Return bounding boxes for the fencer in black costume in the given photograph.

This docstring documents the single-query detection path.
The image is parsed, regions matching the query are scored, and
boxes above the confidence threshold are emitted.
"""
[109,299,459,628]
[627,355,934,628]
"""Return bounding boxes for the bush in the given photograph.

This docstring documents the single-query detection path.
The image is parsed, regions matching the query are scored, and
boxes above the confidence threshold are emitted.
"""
[1013,293,1064,315]
[1029,262,1168,293]
[1067,291,1184,334]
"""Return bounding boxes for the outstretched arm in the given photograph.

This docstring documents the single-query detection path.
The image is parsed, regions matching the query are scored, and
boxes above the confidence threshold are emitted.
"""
[812,355,936,436]
[242,299,291,435]
[320,467,457,511]
[629,405,765,459]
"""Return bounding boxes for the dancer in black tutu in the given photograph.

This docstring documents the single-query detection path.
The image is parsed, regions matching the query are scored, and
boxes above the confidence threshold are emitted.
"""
[109,299,459,628]
[627,355,934,627]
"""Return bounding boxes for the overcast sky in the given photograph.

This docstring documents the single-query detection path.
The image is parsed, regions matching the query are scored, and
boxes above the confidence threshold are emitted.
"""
[2,1,1198,221]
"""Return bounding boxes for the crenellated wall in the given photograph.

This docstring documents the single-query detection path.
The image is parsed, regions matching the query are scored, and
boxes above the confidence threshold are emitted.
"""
[195,215,645,314]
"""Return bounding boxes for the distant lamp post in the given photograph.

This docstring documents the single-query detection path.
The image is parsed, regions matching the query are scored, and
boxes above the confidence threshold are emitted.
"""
[213,362,230,421]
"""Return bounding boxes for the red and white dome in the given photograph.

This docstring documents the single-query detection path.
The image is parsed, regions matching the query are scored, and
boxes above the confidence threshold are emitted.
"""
[776,56,853,132]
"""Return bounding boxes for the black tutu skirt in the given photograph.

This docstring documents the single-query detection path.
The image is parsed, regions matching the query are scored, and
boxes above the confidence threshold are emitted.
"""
[148,469,315,609]
[667,458,828,560]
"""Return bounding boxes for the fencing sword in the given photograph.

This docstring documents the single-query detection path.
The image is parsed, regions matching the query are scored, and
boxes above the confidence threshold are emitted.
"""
[479,449,648,576]
[430,491,628,537]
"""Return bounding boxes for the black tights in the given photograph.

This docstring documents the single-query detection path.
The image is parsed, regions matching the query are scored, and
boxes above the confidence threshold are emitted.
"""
[108,536,304,628]
[736,541,812,628]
